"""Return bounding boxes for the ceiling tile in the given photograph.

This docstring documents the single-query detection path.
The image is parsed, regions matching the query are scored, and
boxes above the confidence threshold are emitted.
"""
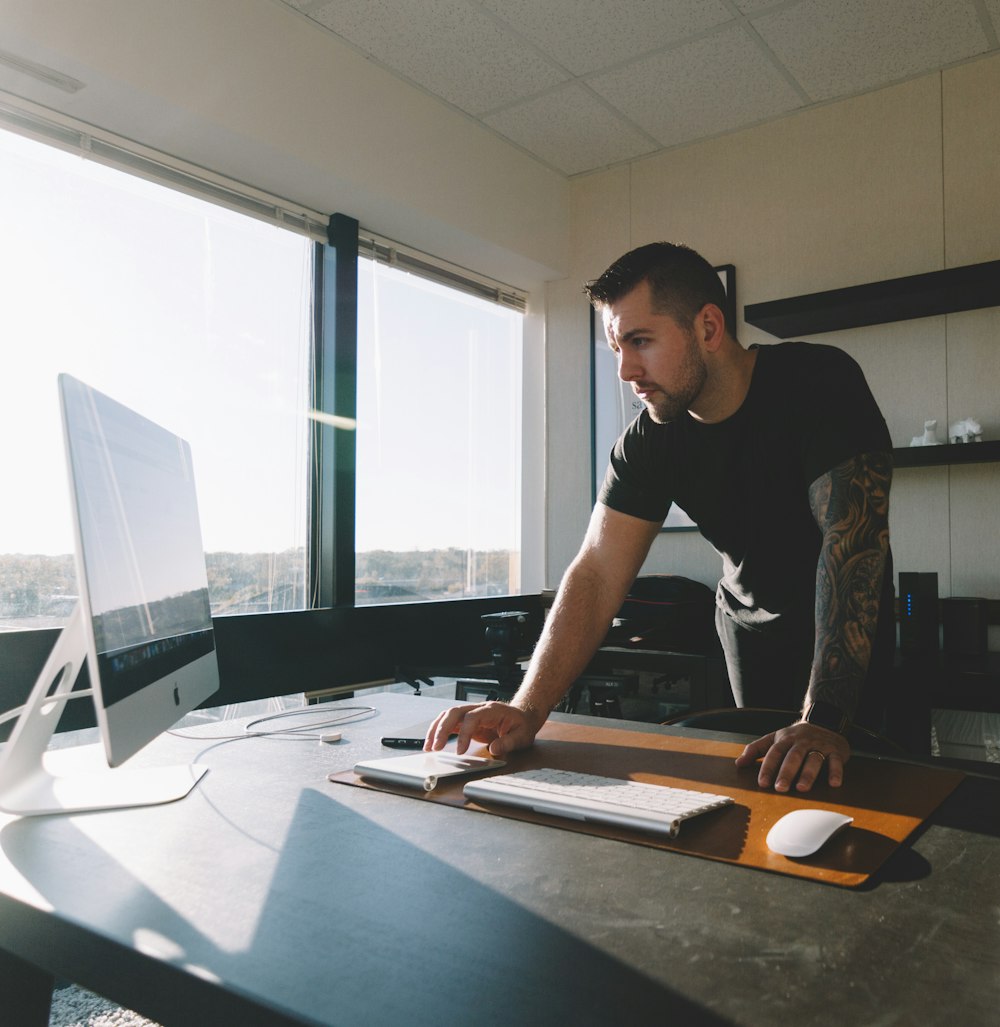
[280,0,1000,177]
[304,0,568,115]
[483,83,658,175]
[753,0,992,102]
[480,0,734,76]
[589,23,804,149]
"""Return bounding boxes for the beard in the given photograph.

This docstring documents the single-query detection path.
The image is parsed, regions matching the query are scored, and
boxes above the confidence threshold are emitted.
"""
[639,332,708,424]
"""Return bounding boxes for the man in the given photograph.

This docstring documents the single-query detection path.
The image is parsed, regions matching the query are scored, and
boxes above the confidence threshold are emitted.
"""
[426,242,894,794]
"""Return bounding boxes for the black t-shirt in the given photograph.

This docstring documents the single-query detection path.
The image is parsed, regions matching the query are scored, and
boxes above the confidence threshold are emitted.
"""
[598,342,893,627]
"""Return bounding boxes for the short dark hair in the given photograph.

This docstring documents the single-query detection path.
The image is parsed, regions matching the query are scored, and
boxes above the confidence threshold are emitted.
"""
[585,242,727,329]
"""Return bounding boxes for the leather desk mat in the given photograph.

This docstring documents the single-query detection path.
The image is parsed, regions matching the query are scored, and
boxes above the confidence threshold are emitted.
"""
[328,720,964,888]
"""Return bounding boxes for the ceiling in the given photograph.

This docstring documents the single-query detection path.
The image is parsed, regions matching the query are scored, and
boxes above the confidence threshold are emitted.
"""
[282,0,1000,176]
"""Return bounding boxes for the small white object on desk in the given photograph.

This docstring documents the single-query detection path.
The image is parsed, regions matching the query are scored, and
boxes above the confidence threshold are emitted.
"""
[765,808,853,857]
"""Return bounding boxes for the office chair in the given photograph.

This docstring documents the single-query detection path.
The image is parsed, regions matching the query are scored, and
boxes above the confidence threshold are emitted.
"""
[663,706,906,757]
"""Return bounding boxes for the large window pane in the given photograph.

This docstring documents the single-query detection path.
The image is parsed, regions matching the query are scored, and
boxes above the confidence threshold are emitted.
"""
[356,259,522,604]
[0,129,312,626]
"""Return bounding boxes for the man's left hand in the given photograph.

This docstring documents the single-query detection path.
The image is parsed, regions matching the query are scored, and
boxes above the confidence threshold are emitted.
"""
[735,722,850,792]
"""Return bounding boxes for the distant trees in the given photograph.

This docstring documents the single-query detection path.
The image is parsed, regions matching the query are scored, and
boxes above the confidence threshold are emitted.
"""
[0,554,76,618]
[356,547,514,600]
[206,550,308,615]
[0,547,515,624]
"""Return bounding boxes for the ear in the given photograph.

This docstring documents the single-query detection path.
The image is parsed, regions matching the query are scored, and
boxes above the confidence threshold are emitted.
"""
[697,303,726,353]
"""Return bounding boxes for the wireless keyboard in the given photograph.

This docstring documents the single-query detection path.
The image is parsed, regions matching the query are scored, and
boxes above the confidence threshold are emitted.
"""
[464,767,733,838]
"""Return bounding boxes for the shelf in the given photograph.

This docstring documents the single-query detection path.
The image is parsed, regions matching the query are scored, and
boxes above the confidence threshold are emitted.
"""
[744,259,1000,338]
[893,440,1000,468]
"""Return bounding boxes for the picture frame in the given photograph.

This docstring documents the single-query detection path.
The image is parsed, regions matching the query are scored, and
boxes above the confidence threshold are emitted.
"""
[590,263,736,532]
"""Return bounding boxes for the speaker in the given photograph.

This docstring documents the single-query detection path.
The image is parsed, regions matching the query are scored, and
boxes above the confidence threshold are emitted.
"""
[942,597,988,657]
[899,572,939,654]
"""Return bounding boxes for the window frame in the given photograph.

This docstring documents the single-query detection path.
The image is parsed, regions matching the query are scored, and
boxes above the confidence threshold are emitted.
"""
[311,215,358,609]
[0,142,540,726]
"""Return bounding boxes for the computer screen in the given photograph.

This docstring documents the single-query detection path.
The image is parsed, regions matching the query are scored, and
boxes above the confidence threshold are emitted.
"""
[0,375,220,815]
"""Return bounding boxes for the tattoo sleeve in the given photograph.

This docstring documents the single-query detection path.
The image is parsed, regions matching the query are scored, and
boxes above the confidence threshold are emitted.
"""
[806,451,893,718]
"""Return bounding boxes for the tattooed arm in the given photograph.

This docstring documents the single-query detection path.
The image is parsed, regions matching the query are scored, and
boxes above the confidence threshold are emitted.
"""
[805,451,893,717]
[736,451,892,792]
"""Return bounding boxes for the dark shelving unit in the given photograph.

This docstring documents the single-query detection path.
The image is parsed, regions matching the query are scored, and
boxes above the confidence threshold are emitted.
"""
[893,440,1000,468]
[744,259,1000,338]
[744,260,1000,469]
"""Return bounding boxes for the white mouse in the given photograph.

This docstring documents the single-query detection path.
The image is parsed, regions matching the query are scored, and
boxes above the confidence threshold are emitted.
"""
[766,808,853,857]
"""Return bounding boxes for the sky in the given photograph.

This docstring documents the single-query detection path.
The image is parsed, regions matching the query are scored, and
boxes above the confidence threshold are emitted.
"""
[355,261,522,552]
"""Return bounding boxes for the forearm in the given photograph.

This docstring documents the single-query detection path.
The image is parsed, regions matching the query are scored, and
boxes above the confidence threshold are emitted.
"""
[807,451,893,718]
[510,560,624,727]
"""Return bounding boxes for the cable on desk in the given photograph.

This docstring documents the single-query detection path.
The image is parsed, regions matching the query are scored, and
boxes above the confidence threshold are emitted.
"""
[167,704,378,742]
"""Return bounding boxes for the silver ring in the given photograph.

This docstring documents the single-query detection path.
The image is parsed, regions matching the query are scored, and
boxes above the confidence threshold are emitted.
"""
[806,749,827,763]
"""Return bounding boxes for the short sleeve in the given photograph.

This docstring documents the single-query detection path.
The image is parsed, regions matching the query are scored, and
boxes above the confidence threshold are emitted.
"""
[597,413,674,523]
[793,346,891,487]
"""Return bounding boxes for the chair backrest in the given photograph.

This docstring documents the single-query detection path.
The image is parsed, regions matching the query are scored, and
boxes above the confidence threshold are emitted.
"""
[610,574,719,654]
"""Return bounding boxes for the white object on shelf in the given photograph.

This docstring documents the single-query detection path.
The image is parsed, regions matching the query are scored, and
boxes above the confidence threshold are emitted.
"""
[949,417,983,443]
[910,419,940,447]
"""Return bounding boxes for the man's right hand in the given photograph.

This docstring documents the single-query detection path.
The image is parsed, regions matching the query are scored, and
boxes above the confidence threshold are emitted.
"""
[423,701,542,758]
[422,507,659,761]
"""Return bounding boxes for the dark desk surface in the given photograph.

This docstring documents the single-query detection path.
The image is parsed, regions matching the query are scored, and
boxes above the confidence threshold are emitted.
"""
[1,694,999,1026]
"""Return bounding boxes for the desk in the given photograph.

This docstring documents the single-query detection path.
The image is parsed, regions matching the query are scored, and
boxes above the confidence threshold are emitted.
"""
[1,694,998,1026]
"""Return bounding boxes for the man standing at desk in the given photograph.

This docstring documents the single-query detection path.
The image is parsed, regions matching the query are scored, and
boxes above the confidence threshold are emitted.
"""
[427,242,894,794]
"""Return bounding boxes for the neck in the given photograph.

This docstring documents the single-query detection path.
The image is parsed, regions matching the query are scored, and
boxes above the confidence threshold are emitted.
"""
[689,342,757,424]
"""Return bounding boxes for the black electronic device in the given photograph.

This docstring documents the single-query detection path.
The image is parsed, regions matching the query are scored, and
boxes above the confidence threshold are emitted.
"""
[452,610,532,706]
[898,572,939,654]
[481,610,530,669]
[804,699,850,735]
[942,597,989,657]
[381,737,425,750]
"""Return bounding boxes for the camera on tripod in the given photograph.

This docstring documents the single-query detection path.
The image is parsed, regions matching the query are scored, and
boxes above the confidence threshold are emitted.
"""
[481,610,531,672]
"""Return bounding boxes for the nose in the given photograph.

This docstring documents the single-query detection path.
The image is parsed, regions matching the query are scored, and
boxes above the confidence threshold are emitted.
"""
[617,347,641,383]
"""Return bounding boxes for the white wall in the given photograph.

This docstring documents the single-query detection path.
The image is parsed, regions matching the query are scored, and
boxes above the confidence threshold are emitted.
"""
[0,0,568,292]
[552,55,1000,638]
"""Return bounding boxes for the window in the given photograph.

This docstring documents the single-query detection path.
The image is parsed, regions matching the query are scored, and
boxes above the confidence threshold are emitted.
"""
[355,258,524,604]
[0,127,313,626]
[0,115,533,636]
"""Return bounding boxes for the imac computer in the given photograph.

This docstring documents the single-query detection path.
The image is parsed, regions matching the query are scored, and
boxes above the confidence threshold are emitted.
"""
[0,374,220,815]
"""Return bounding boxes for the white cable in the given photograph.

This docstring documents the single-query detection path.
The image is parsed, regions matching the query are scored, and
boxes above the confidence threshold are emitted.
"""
[168,704,378,742]
[0,688,96,727]
[0,705,24,728]
[244,704,377,738]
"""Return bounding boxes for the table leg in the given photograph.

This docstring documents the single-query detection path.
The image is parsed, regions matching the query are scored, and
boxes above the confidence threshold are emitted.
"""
[0,946,54,1026]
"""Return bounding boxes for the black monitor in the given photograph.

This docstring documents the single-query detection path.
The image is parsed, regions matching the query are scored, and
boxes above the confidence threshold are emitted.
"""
[0,375,219,815]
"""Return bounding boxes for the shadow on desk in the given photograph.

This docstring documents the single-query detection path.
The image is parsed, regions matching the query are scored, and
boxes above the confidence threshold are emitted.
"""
[917,773,1000,839]
[869,772,1000,892]
[0,789,731,1027]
